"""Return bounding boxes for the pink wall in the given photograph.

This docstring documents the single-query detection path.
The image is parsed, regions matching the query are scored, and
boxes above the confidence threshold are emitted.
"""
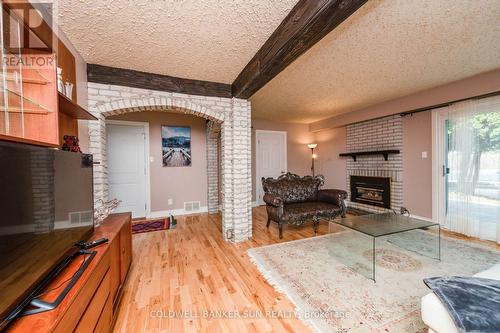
[108,111,207,211]
[403,111,433,218]
[251,118,314,201]
[314,127,347,191]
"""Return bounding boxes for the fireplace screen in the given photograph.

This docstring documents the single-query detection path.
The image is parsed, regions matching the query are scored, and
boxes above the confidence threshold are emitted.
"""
[350,176,391,208]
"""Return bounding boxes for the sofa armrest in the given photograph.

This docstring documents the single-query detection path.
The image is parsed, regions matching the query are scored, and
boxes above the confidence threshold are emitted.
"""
[263,193,283,207]
[317,189,348,208]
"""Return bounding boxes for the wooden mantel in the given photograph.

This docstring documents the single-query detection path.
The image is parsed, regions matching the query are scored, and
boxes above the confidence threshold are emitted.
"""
[339,150,401,162]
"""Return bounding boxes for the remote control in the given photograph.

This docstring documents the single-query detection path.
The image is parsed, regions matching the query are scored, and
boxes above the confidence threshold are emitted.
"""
[80,238,108,249]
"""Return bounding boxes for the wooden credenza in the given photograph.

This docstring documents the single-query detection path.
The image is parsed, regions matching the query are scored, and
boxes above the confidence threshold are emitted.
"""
[7,213,132,333]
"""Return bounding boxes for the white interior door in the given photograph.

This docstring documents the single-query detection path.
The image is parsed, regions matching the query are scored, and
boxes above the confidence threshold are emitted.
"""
[256,130,287,205]
[107,122,148,218]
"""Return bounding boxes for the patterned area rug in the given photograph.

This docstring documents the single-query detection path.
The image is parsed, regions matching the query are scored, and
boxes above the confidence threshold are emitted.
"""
[132,218,170,234]
[248,229,500,333]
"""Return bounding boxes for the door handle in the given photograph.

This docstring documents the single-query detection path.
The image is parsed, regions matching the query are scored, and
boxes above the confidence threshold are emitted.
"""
[442,165,450,176]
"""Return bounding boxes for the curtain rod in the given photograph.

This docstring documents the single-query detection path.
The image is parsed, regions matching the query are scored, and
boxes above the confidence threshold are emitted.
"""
[399,90,500,117]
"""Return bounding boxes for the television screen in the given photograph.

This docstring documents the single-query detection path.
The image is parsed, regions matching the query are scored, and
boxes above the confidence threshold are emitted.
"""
[0,140,94,327]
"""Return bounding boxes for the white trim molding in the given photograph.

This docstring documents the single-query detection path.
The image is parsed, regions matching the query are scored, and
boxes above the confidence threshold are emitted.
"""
[148,206,208,219]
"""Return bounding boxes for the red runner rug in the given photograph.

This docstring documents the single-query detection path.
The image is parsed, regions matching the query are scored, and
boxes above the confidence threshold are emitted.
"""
[131,218,170,234]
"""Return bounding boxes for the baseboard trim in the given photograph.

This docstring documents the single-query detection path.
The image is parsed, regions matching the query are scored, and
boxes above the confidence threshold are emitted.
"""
[147,206,208,218]
[409,214,435,223]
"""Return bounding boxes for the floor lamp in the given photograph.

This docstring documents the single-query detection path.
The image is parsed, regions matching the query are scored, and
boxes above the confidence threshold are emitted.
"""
[308,143,318,176]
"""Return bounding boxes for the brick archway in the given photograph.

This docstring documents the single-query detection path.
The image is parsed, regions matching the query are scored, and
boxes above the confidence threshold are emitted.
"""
[87,82,252,242]
[97,96,226,122]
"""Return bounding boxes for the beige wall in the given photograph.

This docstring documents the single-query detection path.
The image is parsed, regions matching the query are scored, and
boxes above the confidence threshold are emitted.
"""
[251,118,314,201]
[403,111,433,218]
[108,111,207,211]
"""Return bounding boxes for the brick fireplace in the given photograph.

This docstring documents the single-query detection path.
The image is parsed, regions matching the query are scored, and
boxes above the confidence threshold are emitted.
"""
[345,115,403,213]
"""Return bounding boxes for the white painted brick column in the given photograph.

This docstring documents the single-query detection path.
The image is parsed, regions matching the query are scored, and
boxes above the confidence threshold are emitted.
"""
[86,82,252,242]
[206,121,220,214]
[220,98,252,242]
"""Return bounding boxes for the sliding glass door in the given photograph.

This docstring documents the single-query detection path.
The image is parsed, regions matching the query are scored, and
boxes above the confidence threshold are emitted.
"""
[435,96,500,243]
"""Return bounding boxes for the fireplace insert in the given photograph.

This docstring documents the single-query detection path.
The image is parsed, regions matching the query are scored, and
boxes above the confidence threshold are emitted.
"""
[350,176,391,208]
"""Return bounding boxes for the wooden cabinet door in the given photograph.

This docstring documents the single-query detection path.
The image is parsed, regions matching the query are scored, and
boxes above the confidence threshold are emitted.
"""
[109,237,121,304]
[93,295,112,333]
[119,218,132,283]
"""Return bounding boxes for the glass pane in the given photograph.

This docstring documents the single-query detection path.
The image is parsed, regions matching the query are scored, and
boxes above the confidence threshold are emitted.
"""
[446,109,500,241]
[326,229,375,280]
[384,226,440,260]
[3,7,24,138]
[333,213,438,237]
[0,4,5,135]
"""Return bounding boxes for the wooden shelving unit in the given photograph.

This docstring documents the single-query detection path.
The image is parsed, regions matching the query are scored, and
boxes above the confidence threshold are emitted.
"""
[1,1,97,148]
[58,92,97,120]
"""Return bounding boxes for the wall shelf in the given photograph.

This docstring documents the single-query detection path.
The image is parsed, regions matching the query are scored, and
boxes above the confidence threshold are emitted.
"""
[0,106,49,114]
[5,75,49,85]
[339,150,400,162]
[58,92,97,120]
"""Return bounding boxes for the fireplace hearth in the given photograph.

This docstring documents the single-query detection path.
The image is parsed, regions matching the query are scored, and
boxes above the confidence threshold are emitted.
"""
[350,176,391,209]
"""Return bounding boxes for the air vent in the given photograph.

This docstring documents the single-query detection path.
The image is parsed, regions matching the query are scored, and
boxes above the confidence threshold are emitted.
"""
[69,211,93,224]
[184,201,201,212]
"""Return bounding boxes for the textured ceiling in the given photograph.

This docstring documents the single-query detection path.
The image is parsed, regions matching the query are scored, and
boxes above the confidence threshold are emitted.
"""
[250,0,500,123]
[54,0,297,84]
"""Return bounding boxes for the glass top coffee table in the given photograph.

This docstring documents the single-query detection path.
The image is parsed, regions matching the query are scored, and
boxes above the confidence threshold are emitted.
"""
[327,213,441,282]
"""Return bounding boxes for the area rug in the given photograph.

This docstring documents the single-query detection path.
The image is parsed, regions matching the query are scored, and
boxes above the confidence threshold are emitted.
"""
[131,218,170,234]
[247,229,500,333]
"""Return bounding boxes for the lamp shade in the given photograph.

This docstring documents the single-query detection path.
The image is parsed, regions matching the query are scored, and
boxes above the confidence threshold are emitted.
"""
[307,143,318,149]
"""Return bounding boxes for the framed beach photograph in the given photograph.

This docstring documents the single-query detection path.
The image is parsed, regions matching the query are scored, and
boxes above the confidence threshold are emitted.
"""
[161,126,191,167]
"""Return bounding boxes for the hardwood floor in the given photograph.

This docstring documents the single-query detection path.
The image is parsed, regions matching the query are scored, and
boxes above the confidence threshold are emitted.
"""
[113,206,331,333]
[113,206,499,333]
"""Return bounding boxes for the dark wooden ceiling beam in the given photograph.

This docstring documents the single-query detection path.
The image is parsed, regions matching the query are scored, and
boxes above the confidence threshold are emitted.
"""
[87,64,232,98]
[232,0,368,99]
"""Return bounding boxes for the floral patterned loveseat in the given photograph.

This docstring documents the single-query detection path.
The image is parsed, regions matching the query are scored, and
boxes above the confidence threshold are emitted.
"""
[262,172,347,239]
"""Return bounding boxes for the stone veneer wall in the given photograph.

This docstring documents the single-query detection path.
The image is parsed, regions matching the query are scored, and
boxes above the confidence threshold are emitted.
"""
[346,114,403,213]
[86,82,252,242]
